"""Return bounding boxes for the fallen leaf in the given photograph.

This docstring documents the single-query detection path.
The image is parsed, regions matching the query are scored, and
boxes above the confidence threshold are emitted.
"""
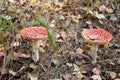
[92,67,101,75]
[93,11,106,19]
[9,69,17,76]
[60,31,67,40]
[19,53,30,58]
[81,42,89,50]
[4,15,11,20]
[1,68,7,75]
[76,48,84,55]
[56,33,61,39]
[80,69,87,74]
[109,72,117,79]
[51,58,59,65]
[11,41,20,47]
[29,0,36,4]
[110,15,117,22]
[44,3,51,8]
[85,21,93,29]
[85,7,92,14]
[106,8,113,13]
[114,78,120,80]
[63,73,71,80]
[13,52,30,61]
[49,79,62,80]
[72,18,79,23]
[73,64,80,72]
[68,51,78,57]
[91,75,102,80]
[49,23,55,28]
[99,5,106,12]
[59,15,65,20]
[118,73,120,77]
[39,47,45,53]
[29,63,38,70]
[72,64,83,79]
[76,14,82,19]
[85,21,92,25]
[66,63,72,67]
[9,0,16,3]
[28,73,38,80]
[0,58,3,73]
[93,3,100,8]
[0,44,4,51]
[0,51,4,57]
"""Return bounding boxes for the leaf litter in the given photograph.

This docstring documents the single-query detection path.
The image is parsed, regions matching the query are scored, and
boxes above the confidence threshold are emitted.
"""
[0,0,120,80]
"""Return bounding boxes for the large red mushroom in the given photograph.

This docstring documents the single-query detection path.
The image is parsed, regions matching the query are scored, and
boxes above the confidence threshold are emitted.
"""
[82,28,112,63]
[20,27,48,62]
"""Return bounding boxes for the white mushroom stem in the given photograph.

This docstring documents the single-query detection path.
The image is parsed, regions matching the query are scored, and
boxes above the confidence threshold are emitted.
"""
[91,44,98,63]
[32,40,40,62]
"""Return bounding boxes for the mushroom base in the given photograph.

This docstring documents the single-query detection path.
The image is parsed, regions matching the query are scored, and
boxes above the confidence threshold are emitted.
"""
[91,44,98,63]
[32,40,40,62]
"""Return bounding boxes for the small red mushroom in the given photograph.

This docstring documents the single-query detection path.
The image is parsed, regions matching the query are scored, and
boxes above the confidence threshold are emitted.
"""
[82,28,112,63]
[20,27,48,62]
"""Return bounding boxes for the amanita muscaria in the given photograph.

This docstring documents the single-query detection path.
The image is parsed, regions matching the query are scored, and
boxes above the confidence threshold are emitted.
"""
[20,27,48,62]
[82,28,112,63]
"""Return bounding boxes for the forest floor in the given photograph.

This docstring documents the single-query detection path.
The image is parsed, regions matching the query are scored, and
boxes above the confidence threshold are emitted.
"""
[0,0,120,80]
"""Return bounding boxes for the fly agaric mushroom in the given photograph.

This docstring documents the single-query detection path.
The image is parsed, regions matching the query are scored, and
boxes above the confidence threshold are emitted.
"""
[20,27,48,62]
[82,28,112,63]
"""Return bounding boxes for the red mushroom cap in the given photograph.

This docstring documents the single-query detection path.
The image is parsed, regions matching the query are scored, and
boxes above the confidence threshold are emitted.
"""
[82,29,112,45]
[20,27,48,40]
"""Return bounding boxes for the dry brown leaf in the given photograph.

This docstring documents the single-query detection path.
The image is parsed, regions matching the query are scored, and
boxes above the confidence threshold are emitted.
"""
[0,44,4,51]
[60,31,67,40]
[68,51,78,57]
[76,48,91,61]
[19,53,30,58]
[0,52,4,57]
[118,73,120,77]
[13,52,30,60]
[0,58,3,73]
[12,52,20,60]
[0,68,7,75]
[63,73,71,80]
[39,47,45,53]
[67,33,75,40]
[76,48,84,55]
